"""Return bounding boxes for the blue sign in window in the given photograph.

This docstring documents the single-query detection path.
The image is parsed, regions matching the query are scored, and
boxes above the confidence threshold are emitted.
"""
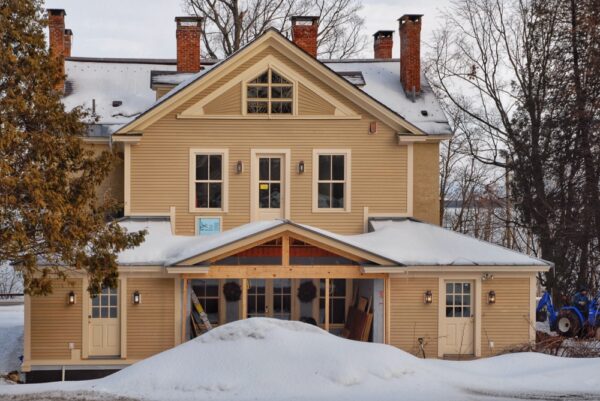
[197,217,221,236]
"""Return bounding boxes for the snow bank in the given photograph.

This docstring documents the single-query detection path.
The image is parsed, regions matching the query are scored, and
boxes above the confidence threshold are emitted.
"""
[2,318,600,400]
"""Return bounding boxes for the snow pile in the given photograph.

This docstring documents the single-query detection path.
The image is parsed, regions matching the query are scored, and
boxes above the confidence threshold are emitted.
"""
[94,318,428,400]
[2,318,600,400]
[0,304,23,375]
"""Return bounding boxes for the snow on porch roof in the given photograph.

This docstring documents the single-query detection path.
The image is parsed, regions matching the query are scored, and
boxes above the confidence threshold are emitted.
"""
[117,217,549,268]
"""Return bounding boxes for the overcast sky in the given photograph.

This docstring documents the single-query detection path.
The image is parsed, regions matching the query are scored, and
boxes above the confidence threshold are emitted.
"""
[43,0,450,59]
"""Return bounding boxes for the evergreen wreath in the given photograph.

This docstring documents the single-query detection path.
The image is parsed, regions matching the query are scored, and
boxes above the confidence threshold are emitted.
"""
[297,281,317,303]
[223,281,242,302]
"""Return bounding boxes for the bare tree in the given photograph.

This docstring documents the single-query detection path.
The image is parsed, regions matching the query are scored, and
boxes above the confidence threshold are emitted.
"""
[183,0,367,59]
[0,264,23,297]
[428,0,600,296]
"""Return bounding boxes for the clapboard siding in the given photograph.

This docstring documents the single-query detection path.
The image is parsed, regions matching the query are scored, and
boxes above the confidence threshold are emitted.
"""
[130,47,410,235]
[481,277,531,356]
[204,83,242,115]
[127,278,175,359]
[298,83,335,115]
[30,279,83,359]
[389,277,438,357]
[413,142,440,225]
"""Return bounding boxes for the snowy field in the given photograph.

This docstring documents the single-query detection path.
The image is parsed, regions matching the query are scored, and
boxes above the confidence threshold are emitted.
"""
[0,317,600,401]
[0,304,23,376]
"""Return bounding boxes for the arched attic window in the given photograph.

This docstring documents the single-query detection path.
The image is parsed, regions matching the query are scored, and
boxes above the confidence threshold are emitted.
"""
[246,69,293,115]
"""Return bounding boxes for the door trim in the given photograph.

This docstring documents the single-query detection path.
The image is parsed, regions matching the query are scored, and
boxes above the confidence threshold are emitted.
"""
[438,276,481,358]
[250,149,291,221]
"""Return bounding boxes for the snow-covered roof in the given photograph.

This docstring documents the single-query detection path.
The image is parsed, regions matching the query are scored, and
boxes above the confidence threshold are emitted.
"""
[63,58,177,134]
[118,217,549,267]
[117,218,283,265]
[325,60,451,135]
[62,55,450,137]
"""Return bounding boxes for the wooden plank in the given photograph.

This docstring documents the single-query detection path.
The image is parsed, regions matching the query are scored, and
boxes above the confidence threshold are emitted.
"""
[241,278,248,319]
[282,234,290,266]
[183,265,386,279]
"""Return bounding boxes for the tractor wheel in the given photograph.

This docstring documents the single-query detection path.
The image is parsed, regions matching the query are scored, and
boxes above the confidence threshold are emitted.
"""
[556,310,580,337]
[536,310,547,322]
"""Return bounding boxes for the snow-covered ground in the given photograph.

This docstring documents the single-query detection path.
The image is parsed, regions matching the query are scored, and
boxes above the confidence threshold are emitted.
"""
[0,304,23,375]
[1,317,600,401]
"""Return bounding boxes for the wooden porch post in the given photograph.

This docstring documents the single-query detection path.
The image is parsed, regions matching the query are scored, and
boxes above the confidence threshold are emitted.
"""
[181,277,187,342]
[241,278,248,319]
[324,278,330,331]
[282,234,290,266]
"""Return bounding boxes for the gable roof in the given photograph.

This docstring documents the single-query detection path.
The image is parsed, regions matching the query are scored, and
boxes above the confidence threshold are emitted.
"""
[113,28,435,136]
[117,217,550,269]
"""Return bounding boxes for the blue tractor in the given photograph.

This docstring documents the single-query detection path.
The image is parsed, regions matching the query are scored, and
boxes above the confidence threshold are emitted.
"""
[536,291,600,338]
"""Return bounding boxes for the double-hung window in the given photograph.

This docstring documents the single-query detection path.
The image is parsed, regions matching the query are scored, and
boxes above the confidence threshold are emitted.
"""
[313,150,351,211]
[190,149,228,212]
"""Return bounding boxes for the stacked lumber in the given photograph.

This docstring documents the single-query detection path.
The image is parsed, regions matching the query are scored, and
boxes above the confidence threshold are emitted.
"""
[341,295,373,342]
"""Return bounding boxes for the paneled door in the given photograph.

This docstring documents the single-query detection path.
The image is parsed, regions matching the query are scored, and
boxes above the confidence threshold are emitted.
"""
[247,279,292,320]
[443,281,474,355]
[88,287,120,357]
[255,155,285,220]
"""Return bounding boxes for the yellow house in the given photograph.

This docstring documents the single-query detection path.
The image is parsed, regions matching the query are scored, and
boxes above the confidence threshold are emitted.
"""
[23,10,550,382]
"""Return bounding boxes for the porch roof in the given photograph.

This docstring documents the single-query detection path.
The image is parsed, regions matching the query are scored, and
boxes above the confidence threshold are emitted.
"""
[116,217,550,268]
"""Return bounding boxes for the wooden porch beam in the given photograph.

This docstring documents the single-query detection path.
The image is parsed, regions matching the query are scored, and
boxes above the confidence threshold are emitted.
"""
[181,265,387,279]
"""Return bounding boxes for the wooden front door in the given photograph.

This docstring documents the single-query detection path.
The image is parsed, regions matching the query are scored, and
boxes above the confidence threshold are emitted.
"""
[89,287,120,357]
[443,281,474,355]
[247,279,292,320]
[255,154,285,220]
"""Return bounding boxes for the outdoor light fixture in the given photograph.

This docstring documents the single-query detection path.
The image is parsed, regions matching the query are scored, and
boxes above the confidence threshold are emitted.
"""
[482,272,494,281]
[488,290,496,304]
[424,290,433,304]
[236,160,243,174]
[133,290,141,305]
[67,291,76,305]
[298,161,305,174]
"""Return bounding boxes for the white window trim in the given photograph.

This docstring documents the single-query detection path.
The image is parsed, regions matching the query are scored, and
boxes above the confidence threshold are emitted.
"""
[194,216,223,236]
[189,148,229,213]
[312,149,351,213]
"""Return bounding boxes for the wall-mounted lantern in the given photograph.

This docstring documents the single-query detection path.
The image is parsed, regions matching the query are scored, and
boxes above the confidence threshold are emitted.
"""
[424,290,433,304]
[298,160,305,174]
[236,160,243,174]
[67,291,76,305]
[133,290,141,305]
[488,290,496,304]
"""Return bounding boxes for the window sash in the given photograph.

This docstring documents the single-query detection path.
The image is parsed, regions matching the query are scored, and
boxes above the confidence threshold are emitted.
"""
[317,154,346,209]
[194,153,224,209]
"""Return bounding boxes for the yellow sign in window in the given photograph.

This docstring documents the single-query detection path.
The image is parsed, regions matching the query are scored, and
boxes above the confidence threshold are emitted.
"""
[260,183,269,190]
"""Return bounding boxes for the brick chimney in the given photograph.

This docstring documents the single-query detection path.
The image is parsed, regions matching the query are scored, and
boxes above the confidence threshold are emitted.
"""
[47,9,66,90]
[373,30,394,59]
[399,14,423,95]
[48,9,65,60]
[64,29,73,57]
[175,16,203,73]
[291,16,319,57]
